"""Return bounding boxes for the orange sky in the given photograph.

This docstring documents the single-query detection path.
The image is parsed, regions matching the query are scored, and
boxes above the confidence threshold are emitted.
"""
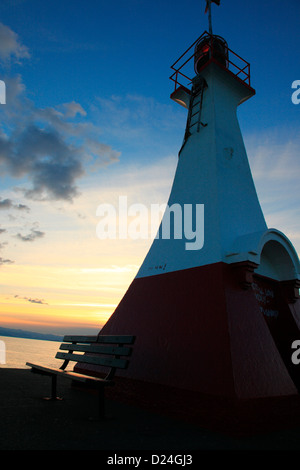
[0,159,175,336]
[0,250,144,336]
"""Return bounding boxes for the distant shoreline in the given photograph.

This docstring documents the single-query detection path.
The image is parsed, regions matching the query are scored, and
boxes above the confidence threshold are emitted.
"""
[0,327,63,342]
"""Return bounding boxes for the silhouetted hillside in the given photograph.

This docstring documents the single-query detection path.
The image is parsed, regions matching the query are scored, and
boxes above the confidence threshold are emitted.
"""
[0,327,63,342]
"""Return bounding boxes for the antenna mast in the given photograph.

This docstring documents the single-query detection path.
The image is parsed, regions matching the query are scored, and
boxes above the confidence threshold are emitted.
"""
[207,0,213,35]
[205,0,220,35]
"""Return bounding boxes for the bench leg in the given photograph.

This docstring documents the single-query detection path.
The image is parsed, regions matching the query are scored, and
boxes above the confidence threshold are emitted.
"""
[43,375,62,401]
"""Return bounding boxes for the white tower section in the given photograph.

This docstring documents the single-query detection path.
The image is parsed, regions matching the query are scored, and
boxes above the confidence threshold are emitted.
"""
[137,35,267,279]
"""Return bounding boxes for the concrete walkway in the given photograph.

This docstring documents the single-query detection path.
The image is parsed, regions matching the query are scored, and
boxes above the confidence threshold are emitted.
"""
[1,368,300,451]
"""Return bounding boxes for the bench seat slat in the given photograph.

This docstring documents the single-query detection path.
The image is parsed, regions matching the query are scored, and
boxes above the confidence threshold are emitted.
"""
[55,351,129,369]
[59,343,132,356]
[63,335,135,345]
[26,363,113,385]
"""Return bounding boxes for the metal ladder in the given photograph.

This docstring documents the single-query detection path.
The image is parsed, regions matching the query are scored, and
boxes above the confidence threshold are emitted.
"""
[179,80,207,155]
[188,83,207,134]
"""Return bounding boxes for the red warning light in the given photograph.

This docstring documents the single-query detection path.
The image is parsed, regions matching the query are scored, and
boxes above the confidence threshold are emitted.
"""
[194,35,228,74]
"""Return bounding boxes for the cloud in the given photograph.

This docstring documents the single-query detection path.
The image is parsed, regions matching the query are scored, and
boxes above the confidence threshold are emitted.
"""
[61,101,87,118]
[0,198,30,211]
[0,233,13,264]
[0,198,12,209]
[0,256,14,265]
[0,22,30,63]
[14,294,48,305]
[0,23,120,202]
[245,128,300,256]
[95,93,185,141]
[246,130,300,212]
[0,87,120,200]
[15,228,45,242]
[16,203,30,212]
[13,124,85,200]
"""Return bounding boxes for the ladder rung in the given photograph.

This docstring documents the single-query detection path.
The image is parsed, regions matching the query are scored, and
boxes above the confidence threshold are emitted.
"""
[192,100,201,108]
[189,121,198,128]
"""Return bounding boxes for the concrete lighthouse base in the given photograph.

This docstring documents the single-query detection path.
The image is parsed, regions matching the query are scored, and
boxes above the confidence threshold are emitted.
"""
[74,261,300,436]
[78,261,300,401]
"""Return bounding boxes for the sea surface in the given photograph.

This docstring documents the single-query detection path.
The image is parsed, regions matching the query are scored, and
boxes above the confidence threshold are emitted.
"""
[0,335,70,370]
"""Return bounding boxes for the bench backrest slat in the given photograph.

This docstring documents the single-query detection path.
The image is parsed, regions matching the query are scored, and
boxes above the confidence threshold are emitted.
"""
[59,343,132,356]
[56,351,129,369]
[62,335,98,343]
[63,335,135,345]
[57,335,135,377]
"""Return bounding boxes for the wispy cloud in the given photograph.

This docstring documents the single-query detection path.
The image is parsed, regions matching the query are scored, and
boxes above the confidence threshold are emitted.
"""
[0,198,30,211]
[0,256,14,265]
[15,228,45,242]
[14,294,48,305]
[0,22,30,63]
[93,93,186,158]
[0,198,13,209]
[246,128,300,254]
[248,132,300,183]
[0,232,13,265]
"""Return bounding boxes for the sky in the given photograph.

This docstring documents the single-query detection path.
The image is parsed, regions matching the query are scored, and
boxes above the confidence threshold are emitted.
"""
[0,0,299,336]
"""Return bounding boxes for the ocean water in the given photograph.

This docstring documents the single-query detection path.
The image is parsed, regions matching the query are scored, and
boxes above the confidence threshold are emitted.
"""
[0,336,71,370]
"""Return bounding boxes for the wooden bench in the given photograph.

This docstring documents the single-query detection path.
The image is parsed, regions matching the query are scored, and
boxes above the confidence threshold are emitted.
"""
[26,334,135,419]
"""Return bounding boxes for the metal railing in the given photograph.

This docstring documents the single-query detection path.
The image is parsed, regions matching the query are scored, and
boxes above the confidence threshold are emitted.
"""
[170,31,251,92]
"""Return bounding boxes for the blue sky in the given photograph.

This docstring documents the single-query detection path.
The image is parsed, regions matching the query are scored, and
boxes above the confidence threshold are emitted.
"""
[0,0,299,335]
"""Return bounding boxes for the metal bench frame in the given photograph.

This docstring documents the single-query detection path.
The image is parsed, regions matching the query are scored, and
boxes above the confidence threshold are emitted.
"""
[26,335,135,419]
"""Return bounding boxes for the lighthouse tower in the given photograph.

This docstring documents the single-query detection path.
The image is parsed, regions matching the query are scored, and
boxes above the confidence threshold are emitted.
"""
[85,3,300,400]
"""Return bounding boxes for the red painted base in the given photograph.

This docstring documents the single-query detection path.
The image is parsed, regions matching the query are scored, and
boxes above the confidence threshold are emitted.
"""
[77,262,300,400]
[104,376,300,437]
